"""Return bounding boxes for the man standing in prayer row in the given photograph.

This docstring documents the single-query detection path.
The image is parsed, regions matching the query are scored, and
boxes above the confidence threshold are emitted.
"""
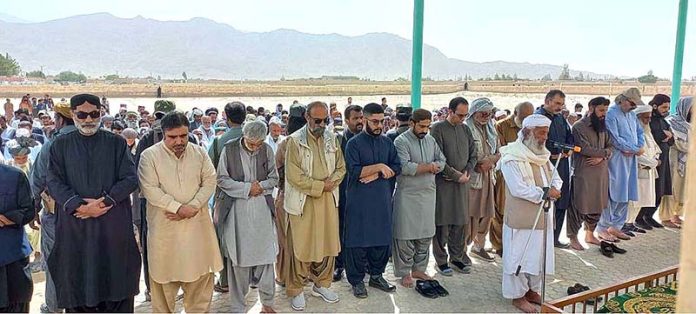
[566,97,612,249]
[344,103,401,298]
[264,116,285,154]
[623,106,661,236]
[597,88,645,243]
[30,102,76,313]
[465,98,500,262]
[663,97,692,226]
[334,104,364,282]
[535,90,573,248]
[275,104,307,286]
[216,120,279,313]
[284,101,346,311]
[492,102,535,257]
[0,163,35,313]
[430,97,478,275]
[392,109,445,288]
[138,112,222,313]
[386,104,412,141]
[499,114,561,313]
[644,95,674,229]
[207,101,247,293]
[47,94,141,312]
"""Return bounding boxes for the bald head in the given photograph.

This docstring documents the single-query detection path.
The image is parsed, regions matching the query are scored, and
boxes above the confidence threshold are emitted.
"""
[514,102,535,127]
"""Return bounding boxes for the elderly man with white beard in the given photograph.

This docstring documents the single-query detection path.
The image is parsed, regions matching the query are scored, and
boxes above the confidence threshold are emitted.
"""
[499,114,562,313]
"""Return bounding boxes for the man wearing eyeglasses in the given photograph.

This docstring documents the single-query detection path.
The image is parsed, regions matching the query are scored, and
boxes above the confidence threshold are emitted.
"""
[343,103,401,298]
[429,97,478,276]
[46,94,141,312]
[283,101,346,311]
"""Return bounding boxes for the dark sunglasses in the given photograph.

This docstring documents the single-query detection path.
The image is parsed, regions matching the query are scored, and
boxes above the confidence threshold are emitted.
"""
[74,110,101,119]
[310,116,331,125]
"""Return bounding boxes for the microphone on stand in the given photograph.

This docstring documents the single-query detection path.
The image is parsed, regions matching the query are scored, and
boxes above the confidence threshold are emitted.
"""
[552,141,582,153]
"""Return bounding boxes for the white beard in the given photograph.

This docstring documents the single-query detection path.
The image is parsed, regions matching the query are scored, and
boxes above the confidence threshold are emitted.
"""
[523,136,547,155]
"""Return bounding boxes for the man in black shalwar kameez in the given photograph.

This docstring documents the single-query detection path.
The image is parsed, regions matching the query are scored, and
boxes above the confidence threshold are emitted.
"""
[46,94,141,313]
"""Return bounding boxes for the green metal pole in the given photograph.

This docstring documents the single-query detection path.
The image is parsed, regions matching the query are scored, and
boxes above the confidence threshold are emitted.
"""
[411,0,424,109]
[670,0,688,114]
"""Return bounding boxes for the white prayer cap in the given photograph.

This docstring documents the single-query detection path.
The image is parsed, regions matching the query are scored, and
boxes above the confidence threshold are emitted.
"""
[522,114,552,129]
[633,105,652,115]
[494,111,507,118]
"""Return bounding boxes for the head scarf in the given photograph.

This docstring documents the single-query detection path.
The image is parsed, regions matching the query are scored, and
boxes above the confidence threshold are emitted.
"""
[666,96,692,176]
[7,132,37,157]
[633,105,652,115]
[466,97,498,153]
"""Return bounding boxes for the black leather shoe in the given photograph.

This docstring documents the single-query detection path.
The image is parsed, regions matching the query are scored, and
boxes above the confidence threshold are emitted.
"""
[428,280,449,297]
[554,241,571,249]
[368,276,396,293]
[352,283,368,298]
[634,217,653,230]
[415,280,439,299]
[600,241,614,258]
[450,261,471,274]
[332,267,344,282]
[461,253,473,266]
[621,224,636,237]
[631,224,646,234]
[608,243,627,254]
[645,217,664,229]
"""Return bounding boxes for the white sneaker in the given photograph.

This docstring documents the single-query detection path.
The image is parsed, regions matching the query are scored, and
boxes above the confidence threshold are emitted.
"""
[291,293,306,311]
[311,285,340,303]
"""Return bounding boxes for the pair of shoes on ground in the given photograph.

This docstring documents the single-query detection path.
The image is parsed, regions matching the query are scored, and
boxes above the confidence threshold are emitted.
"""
[291,285,340,311]
[567,283,602,305]
[351,276,397,299]
[635,216,664,230]
[415,279,449,299]
[599,241,626,258]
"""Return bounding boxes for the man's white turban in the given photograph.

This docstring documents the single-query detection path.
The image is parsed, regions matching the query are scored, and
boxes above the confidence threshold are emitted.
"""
[633,105,652,115]
[518,114,552,138]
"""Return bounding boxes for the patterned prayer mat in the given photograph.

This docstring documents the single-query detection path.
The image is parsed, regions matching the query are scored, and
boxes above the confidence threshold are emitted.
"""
[597,282,677,313]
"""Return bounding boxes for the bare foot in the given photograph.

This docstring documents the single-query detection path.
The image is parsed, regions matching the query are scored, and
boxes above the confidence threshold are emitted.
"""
[607,227,630,240]
[411,271,432,281]
[585,232,601,246]
[512,297,538,313]
[525,290,542,305]
[674,216,684,225]
[261,305,277,313]
[400,275,414,288]
[569,238,585,251]
[597,231,618,242]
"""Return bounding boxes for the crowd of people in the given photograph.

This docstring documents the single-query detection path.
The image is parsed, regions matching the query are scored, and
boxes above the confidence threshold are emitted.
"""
[0,89,691,313]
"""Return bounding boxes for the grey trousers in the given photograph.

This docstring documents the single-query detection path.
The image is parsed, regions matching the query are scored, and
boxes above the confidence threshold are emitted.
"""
[40,212,60,312]
[227,262,275,313]
[392,238,431,278]
[432,224,466,266]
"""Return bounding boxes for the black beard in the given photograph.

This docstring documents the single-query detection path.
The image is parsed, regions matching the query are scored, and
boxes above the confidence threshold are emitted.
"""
[366,124,382,136]
[590,113,606,133]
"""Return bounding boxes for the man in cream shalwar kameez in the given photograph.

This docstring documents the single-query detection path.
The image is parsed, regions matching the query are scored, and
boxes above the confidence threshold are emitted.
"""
[499,114,562,313]
[216,120,279,313]
[626,106,661,231]
[138,112,223,313]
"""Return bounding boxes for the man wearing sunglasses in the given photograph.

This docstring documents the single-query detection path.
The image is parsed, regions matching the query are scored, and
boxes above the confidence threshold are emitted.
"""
[284,101,346,311]
[46,93,141,312]
[344,103,401,298]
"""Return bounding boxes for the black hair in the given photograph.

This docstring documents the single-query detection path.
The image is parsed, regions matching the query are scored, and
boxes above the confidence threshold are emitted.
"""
[225,101,247,125]
[545,90,566,102]
[588,97,610,108]
[448,97,469,111]
[160,111,190,132]
[363,103,384,115]
[411,109,432,123]
[344,105,363,121]
[70,94,102,109]
[111,120,126,131]
[648,94,671,107]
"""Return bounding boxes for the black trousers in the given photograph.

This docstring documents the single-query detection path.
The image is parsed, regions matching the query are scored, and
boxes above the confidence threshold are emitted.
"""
[335,206,346,270]
[65,297,134,313]
[139,198,151,291]
[0,257,32,313]
[344,246,390,286]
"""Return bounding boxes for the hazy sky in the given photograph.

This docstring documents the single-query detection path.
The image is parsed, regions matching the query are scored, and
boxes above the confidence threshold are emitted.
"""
[3,0,694,78]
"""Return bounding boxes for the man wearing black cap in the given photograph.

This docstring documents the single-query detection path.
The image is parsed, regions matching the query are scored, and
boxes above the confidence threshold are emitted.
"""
[386,105,412,142]
[30,101,76,313]
[206,107,219,123]
[46,93,141,312]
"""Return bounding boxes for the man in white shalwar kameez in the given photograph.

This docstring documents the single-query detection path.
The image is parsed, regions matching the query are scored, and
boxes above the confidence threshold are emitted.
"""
[499,114,562,313]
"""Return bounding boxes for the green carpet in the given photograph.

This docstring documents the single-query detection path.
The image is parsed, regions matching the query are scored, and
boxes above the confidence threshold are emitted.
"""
[597,281,677,313]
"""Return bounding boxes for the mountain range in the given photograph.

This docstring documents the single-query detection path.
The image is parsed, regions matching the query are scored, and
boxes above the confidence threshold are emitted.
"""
[0,13,610,80]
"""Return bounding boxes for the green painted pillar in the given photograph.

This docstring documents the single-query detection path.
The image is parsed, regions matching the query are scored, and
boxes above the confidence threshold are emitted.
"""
[670,0,689,113]
[411,0,424,109]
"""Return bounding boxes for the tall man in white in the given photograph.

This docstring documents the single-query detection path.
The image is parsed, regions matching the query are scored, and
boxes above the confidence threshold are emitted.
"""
[499,114,562,313]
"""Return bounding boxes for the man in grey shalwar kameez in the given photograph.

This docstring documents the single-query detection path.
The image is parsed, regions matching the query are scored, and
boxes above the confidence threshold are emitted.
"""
[216,120,279,313]
[392,109,446,288]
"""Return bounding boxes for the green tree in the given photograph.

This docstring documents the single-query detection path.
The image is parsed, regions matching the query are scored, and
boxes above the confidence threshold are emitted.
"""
[105,74,120,81]
[638,70,658,83]
[558,64,571,80]
[541,74,552,81]
[182,71,188,81]
[26,70,46,79]
[513,73,518,81]
[0,53,21,76]
[56,71,87,82]
[494,73,500,80]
